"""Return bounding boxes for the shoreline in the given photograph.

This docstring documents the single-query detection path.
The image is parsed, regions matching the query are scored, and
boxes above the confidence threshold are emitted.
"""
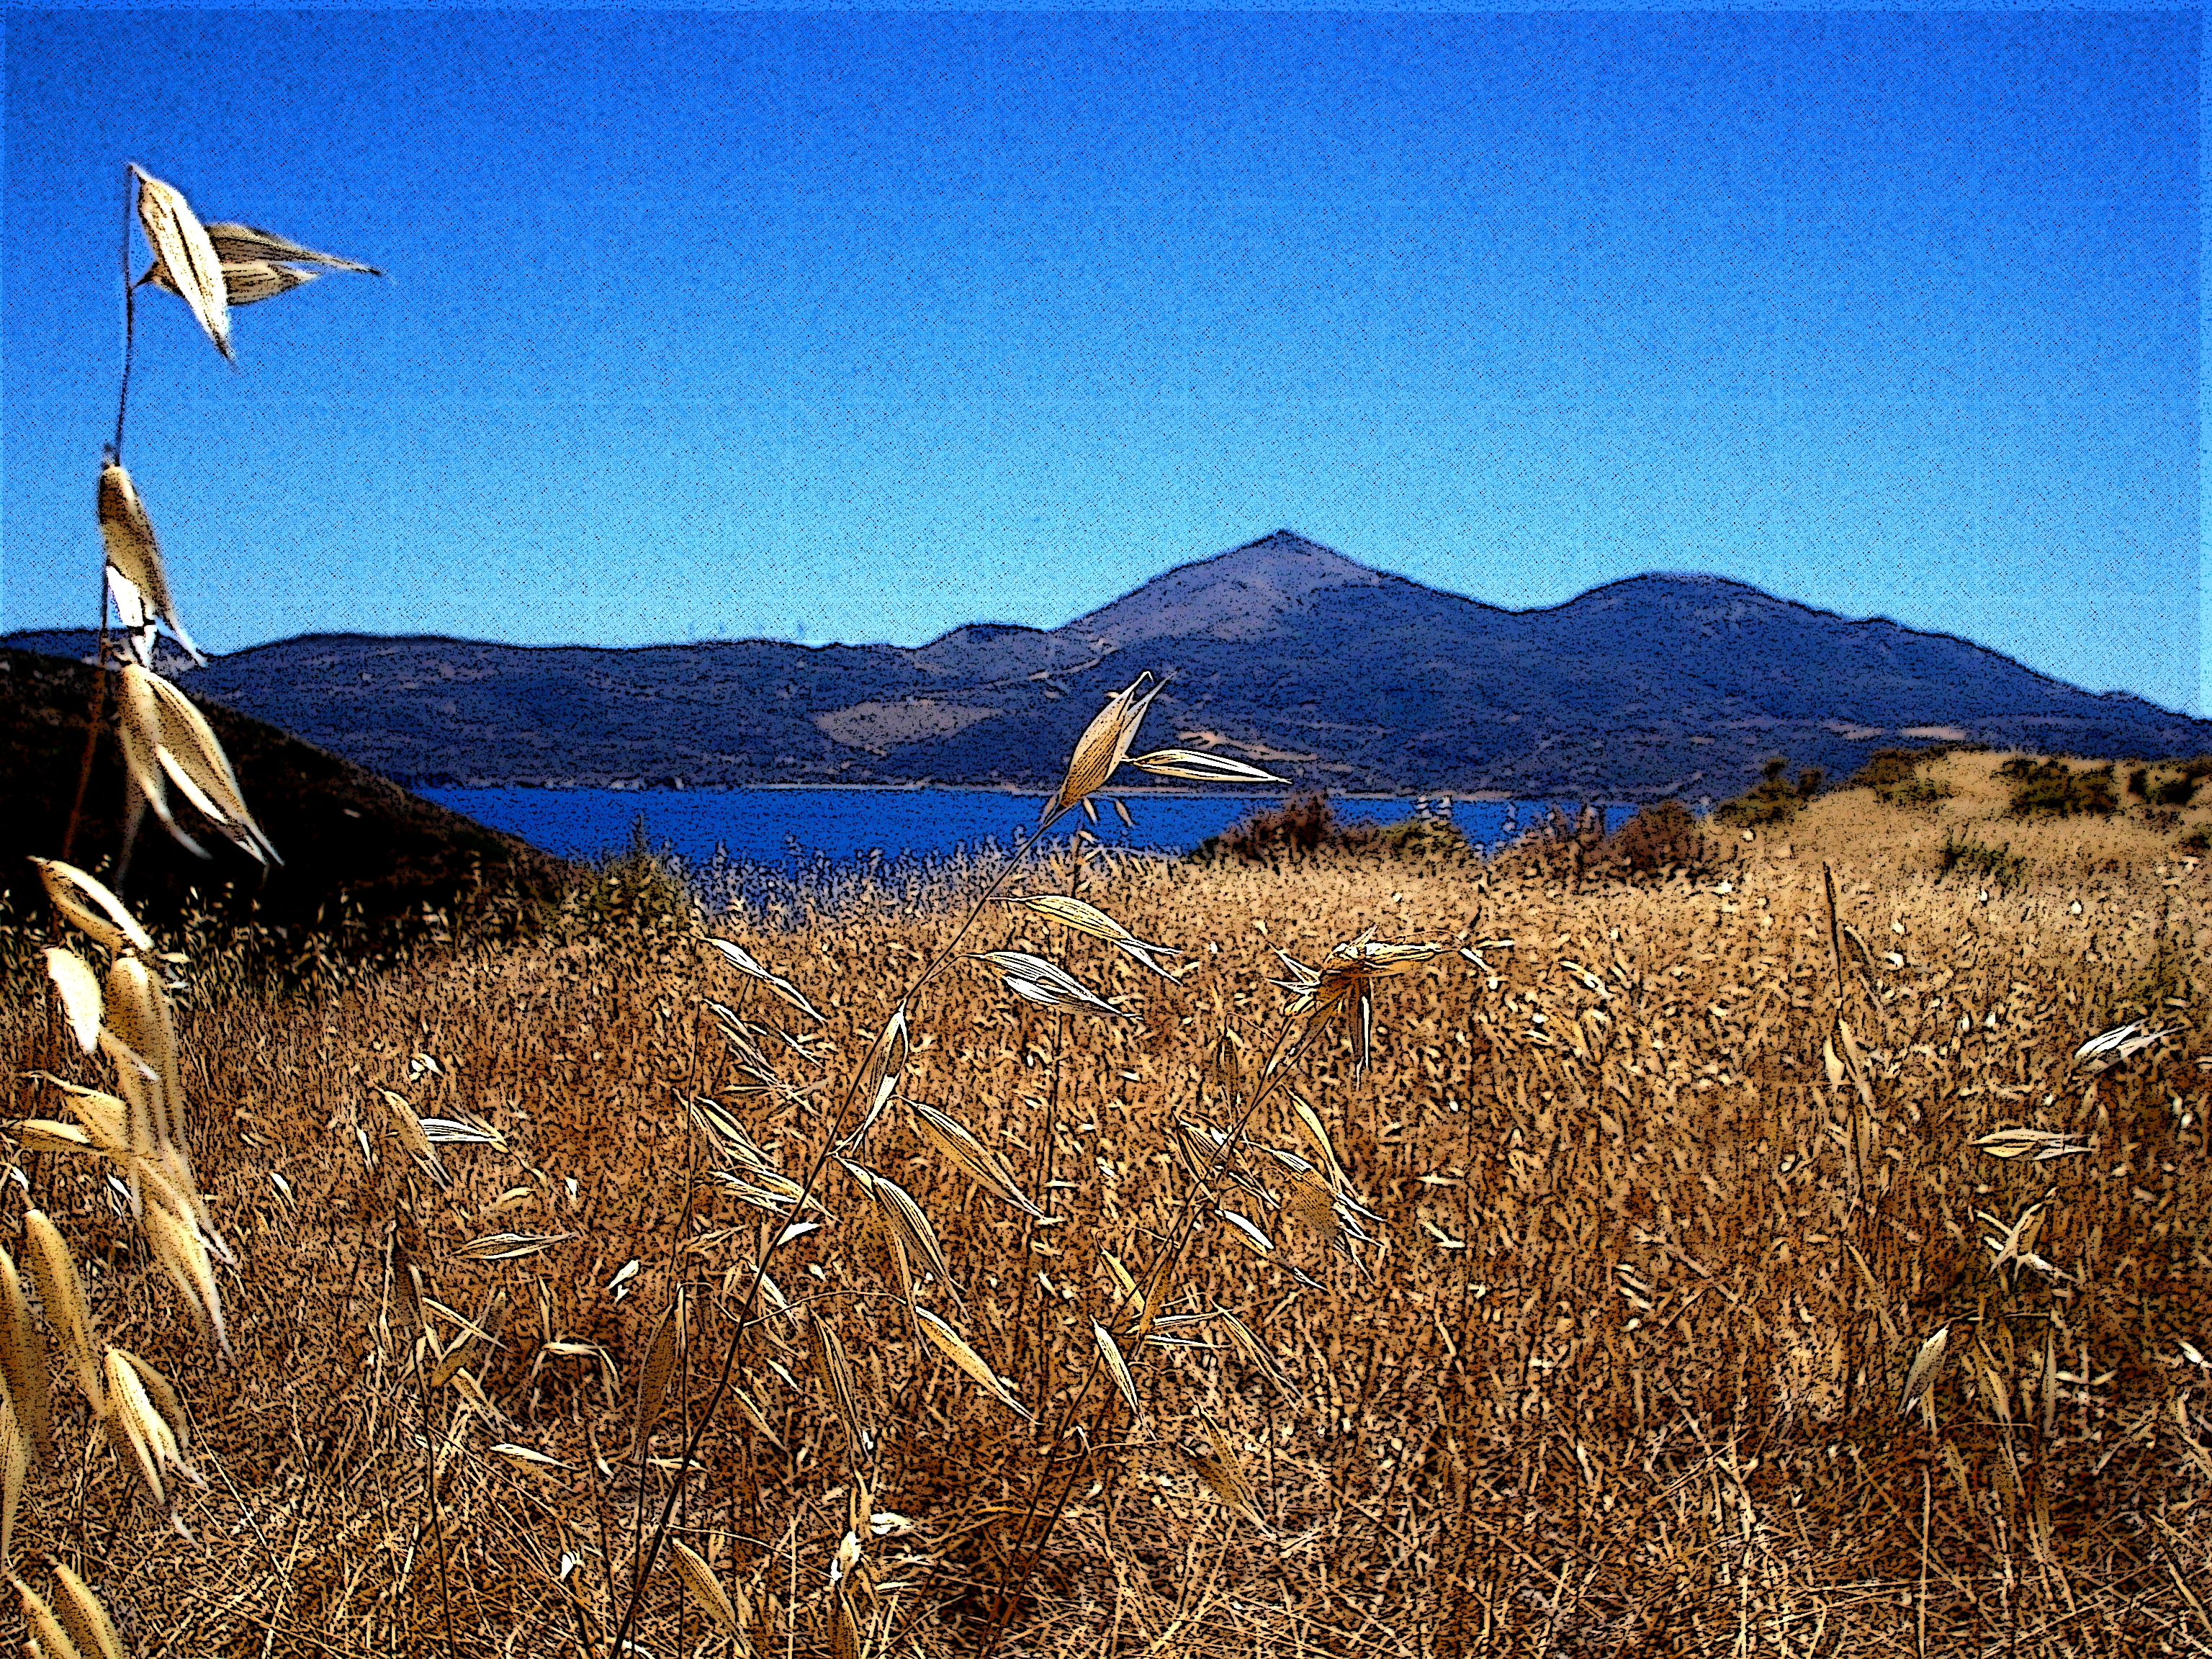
[417,782,1617,804]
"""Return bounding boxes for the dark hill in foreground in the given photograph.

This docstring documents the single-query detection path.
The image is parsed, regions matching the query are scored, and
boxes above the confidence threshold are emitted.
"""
[1,647,575,953]
[11,531,2210,800]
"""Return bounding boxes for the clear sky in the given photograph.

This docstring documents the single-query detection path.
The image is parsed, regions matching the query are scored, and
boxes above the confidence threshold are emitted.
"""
[2,5,2200,713]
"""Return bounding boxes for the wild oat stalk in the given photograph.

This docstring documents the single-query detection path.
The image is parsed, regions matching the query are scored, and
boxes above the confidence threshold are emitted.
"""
[608,679,1292,1655]
[22,160,379,1650]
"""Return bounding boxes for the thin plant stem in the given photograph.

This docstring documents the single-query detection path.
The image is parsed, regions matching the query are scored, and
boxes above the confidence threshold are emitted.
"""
[114,161,138,459]
[57,572,111,873]
[63,163,138,871]
[976,1014,1319,1658]
[609,805,1078,1656]
[410,1282,460,1659]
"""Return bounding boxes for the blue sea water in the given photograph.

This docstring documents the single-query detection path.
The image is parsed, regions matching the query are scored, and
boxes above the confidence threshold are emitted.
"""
[420,786,1634,868]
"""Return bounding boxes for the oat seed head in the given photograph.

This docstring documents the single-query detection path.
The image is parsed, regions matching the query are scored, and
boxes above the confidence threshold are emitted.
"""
[103,1346,187,1507]
[1090,1319,1143,1423]
[48,1565,127,1659]
[131,165,230,361]
[1045,672,1163,824]
[666,1537,743,1638]
[0,1252,53,1468]
[0,1398,21,1571]
[705,938,824,1023]
[633,1298,682,1454]
[1900,1327,1950,1419]
[14,1576,88,1659]
[117,666,279,866]
[1184,1408,1269,1532]
[912,1306,1031,1421]
[907,1101,1042,1218]
[971,950,1133,1020]
[806,1312,868,1455]
[41,949,103,1054]
[24,1214,102,1413]
[114,1349,189,1455]
[141,1197,230,1359]
[97,460,204,668]
[858,1166,957,1306]
[382,1089,450,1189]
[1123,747,1285,785]
[30,860,153,956]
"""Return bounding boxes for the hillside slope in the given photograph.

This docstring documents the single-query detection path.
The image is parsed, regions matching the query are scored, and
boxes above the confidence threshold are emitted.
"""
[1,648,574,947]
[11,531,2207,798]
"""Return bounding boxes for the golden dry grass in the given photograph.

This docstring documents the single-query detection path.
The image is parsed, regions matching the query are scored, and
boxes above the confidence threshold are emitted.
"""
[5,752,2211,1657]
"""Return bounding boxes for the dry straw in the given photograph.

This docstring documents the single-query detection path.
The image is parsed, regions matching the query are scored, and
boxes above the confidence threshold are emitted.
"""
[26,207,2212,1659]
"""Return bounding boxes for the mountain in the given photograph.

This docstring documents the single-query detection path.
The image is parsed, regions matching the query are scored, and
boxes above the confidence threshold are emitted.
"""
[9,531,2209,801]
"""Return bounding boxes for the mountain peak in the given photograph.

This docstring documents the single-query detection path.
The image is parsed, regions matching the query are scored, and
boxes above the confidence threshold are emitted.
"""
[1066,529,1385,647]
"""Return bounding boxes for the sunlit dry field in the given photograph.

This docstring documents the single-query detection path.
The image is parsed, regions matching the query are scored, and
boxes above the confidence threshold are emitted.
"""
[5,752,2210,1658]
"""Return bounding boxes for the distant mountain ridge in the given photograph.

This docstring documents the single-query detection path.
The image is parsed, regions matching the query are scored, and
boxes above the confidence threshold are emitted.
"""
[9,530,2208,799]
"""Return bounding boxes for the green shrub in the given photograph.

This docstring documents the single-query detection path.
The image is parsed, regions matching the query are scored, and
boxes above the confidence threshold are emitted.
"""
[2127,765,2199,809]
[1937,833,2028,890]
[1850,747,1954,809]
[1606,799,1705,876]
[577,815,697,931]
[1192,793,1467,865]
[2006,760,2117,819]
[1713,756,1823,830]
[1371,814,1472,860]
[1195,791,1340,863]
[2180,827,2210,857]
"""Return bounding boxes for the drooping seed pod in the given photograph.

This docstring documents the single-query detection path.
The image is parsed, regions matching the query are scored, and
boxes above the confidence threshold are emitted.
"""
[97,460,204,667]
[132,166,230,361]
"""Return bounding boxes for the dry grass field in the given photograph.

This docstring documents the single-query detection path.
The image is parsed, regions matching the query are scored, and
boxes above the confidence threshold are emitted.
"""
[6,748,2211,1658]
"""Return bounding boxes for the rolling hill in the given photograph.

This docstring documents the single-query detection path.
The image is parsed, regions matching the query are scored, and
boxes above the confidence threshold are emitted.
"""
[0,647,573,947]
[9,531,2208,801]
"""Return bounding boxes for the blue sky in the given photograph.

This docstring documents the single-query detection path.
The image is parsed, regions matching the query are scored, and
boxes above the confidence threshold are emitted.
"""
[2,6,2200,713]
